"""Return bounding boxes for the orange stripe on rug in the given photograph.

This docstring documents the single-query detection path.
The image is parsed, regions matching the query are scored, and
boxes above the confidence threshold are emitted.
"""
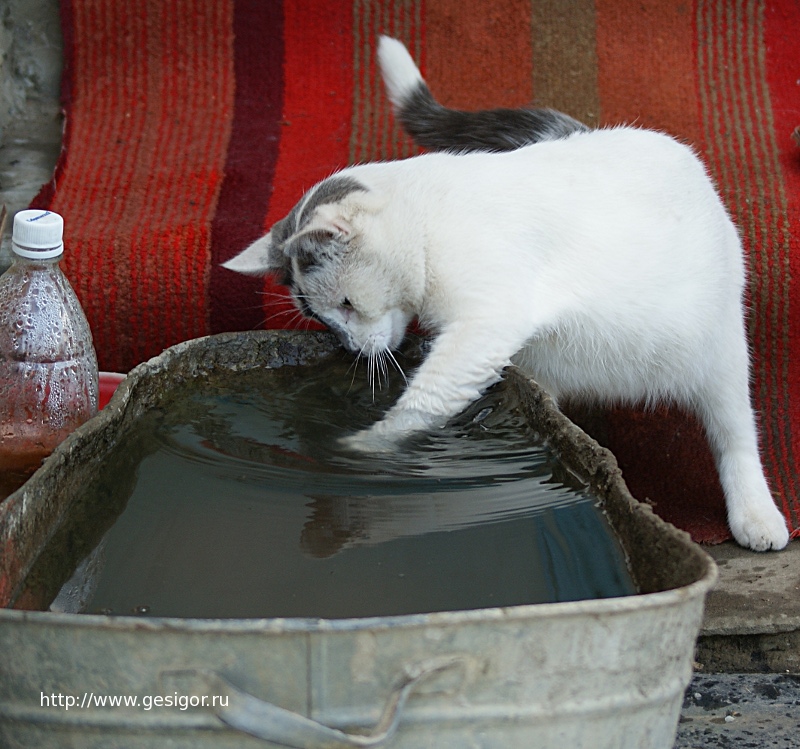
[531,0,600,126]
[595,0,701,141]
[350,0,423,163]
[424,0,533,109]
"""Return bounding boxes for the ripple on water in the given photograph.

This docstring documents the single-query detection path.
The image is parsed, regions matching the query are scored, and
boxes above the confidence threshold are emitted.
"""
[55,352,637,619]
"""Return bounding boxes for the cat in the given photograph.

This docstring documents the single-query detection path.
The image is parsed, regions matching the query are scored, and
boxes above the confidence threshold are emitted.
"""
[223,36,790,551]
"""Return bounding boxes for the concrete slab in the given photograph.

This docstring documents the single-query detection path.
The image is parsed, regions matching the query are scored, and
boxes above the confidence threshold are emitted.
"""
[697,542,800,673]
[703,541,800,635]
[683,541,800,747]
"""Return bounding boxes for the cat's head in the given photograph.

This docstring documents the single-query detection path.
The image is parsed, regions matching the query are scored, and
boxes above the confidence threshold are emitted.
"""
[223,175,417,356]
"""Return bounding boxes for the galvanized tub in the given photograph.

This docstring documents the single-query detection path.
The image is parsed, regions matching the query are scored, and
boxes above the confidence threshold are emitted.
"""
[0,330,717,749]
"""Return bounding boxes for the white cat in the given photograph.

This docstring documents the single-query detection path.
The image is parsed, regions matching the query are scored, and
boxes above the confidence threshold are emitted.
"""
[224,37,789,551]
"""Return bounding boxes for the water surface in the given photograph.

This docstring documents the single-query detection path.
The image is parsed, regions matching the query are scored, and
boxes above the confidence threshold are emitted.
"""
[64,352,636,618]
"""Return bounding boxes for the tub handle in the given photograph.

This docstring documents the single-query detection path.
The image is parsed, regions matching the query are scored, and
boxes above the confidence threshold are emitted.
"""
[162,655,464,748]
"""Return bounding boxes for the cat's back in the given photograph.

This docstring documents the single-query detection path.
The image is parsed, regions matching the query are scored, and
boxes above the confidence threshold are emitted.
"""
[509,126,709,190]
[494,127,728,244]
[343,126,730,269]
[356,127,715,212]
[544,125,693,157]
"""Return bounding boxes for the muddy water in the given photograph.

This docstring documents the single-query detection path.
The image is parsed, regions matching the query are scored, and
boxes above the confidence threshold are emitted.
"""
[54,352,635,619]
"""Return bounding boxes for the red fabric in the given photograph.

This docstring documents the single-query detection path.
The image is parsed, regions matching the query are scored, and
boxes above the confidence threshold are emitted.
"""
[209,0,284,335]
[255,0,358,332]
[34,0,236,369]
[29,0,799,543]
[764,1,800,536]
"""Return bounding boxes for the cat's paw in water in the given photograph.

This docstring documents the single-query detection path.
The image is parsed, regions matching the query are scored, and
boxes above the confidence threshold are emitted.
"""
[340,407,439,454]
[338,429,397,454]
[729,502,790,551]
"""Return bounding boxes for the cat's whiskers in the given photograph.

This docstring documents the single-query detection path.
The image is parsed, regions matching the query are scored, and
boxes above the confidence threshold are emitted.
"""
[236,302,275,312]
[252,288,306,327]
[345,354,362,394]
[256,290,294,300]
[351,345,406,402]
[354,341,377,401]
[376,351,387,386]
[263,306,306,327]
[385,348,408,385]
[369,351,380,401]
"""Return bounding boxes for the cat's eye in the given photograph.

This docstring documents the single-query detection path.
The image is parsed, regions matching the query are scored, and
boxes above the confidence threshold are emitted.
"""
[341,298,354,310]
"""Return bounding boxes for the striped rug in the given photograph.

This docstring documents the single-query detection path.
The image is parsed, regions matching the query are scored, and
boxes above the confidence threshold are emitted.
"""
[32,0,799,543]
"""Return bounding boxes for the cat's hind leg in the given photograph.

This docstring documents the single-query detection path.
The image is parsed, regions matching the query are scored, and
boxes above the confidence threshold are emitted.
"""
[692,334,789,551]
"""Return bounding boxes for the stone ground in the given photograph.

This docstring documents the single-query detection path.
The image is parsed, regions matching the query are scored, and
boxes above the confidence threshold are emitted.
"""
[674,542,800,748]
[675,673,800,749]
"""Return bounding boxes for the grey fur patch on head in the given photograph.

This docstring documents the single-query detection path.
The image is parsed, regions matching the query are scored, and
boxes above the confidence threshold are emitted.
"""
[397,82,588,153]
[268,175,367,279]
[278,176,366,241]
[286,230,346,274]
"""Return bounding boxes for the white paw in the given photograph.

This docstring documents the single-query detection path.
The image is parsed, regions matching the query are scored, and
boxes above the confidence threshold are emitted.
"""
[339,409,436,454]
[729,502,790,551]
[338,428,397,454]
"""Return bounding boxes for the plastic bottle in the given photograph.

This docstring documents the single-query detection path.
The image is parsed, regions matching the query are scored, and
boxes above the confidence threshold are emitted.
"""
[0,210,98,489]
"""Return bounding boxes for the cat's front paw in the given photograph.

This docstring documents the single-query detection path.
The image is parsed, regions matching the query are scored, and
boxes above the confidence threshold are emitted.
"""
[729,501,790,551]
[339,428,397,454]
[339,409,435,453]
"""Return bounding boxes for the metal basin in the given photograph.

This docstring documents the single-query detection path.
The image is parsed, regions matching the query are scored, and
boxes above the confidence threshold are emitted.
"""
[0,330,717,749]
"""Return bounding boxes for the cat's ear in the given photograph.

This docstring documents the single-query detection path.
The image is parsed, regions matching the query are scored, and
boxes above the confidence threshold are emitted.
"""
[305,203,354,240]
[283,230,336,273]
[222,230,284,277]
[282,206,354,269]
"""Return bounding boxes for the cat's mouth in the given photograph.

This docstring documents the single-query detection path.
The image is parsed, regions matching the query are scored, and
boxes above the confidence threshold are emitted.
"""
[298,301,411,360]
[342,331,392,357]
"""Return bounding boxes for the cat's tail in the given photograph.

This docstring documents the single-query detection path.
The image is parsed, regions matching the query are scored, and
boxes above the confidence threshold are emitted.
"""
[377,36,589,153]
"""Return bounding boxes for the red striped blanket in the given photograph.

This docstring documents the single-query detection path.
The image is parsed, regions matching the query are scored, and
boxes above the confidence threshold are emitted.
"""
[32,0,800,543]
